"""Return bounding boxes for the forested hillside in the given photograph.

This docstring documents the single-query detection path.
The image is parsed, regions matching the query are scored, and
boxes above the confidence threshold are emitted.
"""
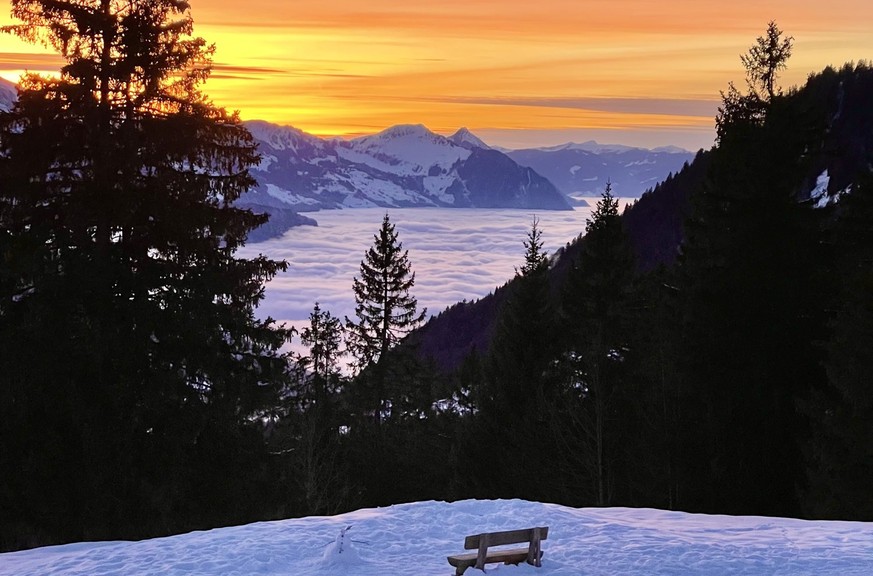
[413,28,873,517]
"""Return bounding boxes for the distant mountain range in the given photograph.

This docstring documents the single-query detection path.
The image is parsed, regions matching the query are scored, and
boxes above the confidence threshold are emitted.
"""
[242,121,571,213]
[240,121,694,238]
[243,119,695,214]
[505,142,694,201]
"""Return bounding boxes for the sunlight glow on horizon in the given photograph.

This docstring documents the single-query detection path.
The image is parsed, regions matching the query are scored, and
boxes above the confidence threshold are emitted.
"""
[1,0,871,150]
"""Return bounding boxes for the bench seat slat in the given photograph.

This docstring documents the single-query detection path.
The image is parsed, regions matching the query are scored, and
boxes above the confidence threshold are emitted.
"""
[447,547,531,565]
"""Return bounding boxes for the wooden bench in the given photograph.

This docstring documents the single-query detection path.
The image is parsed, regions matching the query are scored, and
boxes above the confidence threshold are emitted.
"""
[447,526,549,575]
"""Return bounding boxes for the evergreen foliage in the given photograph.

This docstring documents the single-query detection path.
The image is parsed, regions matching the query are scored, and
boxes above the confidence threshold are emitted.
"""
[422,26,873,521]
[300,302,344,384]
[804,175,873,519]
[461,217,557,499]
[675,22,828,515]
[345,214,426,373]
[0,0,290,549]
[344,213,426,426]
[740,21,794,101]
[716,21,792,143]
[557,183,636,505]
[518,215,548,276]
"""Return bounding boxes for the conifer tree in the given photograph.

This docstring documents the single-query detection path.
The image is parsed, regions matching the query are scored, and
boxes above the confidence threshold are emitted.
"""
[716,21,793,143]
[804,176,873,520]
[0,0,289,549]
[487,216,554,415]
[518,215,548,276]
[558,182,635,506]
[300,302,344,387]
[472,216,556,499]
[676,23,827,516]
[279,302,350,516]
[741,21,794,101]
[345,214,426,422]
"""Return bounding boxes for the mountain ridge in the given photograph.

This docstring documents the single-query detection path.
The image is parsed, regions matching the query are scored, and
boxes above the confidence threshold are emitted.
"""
[242,120,573,215]
[505,142,695,198]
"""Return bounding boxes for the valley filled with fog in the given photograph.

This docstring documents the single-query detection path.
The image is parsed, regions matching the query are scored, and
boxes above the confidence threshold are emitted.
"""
[239,203,629,333]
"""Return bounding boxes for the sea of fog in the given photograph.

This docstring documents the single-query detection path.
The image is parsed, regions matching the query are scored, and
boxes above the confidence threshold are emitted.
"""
[238,202,630,337]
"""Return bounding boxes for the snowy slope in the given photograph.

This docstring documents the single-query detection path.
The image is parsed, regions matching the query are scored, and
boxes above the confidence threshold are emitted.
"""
[243,122,571,212]
[342,124,470,176]
[3,499,872,576]
[507,142,694,198]
[0,77,16,112]
[449,127,492,150]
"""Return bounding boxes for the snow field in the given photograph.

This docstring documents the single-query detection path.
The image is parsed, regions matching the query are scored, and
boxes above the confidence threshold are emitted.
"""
[2,499,872,576]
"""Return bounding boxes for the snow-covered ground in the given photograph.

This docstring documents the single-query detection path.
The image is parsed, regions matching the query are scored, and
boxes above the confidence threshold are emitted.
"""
[3,499,872,575]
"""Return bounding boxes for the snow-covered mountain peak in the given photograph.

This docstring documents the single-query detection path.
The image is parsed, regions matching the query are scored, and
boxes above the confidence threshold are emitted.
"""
[517,139,691,156]
[567,140,637,153]
[356,123,442,144]
[241,119,570,213]
[344,123,471,174]
[448,127,491,150]
[506,139,695,197]
[652,144,692,154]
[244,120,322,153]
[0,77,17,112]
[533,140,655,154]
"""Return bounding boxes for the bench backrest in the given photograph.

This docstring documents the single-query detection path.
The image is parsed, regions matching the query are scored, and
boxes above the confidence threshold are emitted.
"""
[464,526,549,550]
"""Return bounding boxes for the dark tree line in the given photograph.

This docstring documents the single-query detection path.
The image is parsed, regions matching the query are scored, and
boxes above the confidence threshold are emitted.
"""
[434,24,873,519]
[4,13,873,553]
[0,0,292,550]
[354,23,873,520]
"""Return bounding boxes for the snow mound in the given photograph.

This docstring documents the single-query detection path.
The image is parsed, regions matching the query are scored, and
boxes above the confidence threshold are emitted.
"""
[2,499,872,576]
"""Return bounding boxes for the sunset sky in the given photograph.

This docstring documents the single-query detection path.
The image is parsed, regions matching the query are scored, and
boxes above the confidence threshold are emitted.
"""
[1,0,871,150]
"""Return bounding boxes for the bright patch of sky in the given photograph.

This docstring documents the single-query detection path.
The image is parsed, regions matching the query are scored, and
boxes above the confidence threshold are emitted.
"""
[3,499,872,575]
[2,1,872,150]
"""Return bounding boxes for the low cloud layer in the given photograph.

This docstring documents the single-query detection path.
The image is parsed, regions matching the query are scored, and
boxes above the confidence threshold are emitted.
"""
[239,204,618,337]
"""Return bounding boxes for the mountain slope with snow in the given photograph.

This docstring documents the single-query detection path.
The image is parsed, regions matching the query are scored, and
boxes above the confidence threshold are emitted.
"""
[0,77,16,112]
[2,499,871,576]
[449,126,492,150]
[243,122,572,212]
[507,142,695,199]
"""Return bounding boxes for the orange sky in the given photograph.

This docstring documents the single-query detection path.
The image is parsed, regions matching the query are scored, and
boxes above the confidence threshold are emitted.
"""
[1,0,871,150]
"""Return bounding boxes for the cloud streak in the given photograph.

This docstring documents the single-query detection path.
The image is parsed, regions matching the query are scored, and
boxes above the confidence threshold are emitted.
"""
[408,96,720,119]
[0,51,63,71]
